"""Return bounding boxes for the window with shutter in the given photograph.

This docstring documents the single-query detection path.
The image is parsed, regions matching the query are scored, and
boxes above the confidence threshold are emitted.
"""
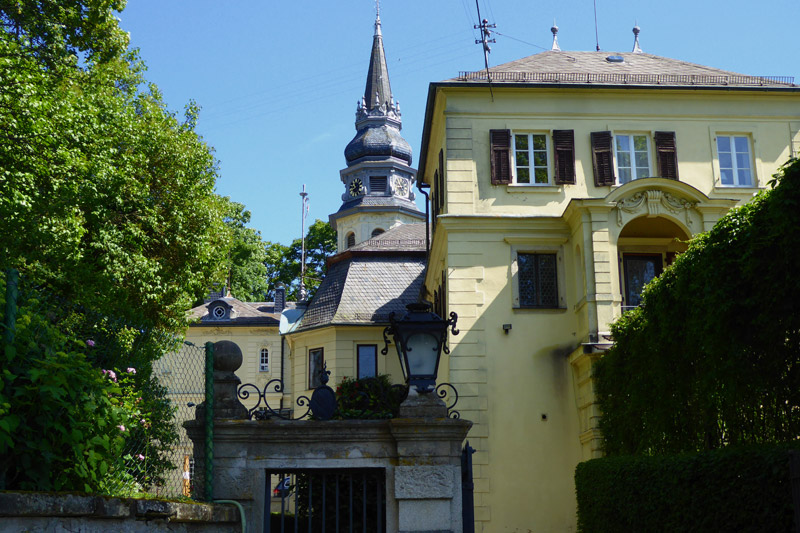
[346,232,355,248]
[490,129,512,184]
[591,131,615,186]
[553,130,575,185]
[654,131,679,180]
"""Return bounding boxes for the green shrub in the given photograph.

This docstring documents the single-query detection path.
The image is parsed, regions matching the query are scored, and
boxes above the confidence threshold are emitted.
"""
[596,158,800,455]
[335,375,406,419]
[575,443,800,533]
[0,276,176,494]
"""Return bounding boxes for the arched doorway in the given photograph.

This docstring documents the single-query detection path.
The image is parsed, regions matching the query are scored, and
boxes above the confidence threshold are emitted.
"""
[617,215,690,310]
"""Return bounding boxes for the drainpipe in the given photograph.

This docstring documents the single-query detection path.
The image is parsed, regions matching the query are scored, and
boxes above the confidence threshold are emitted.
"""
[417,182,432,302]
[581,212,599,341]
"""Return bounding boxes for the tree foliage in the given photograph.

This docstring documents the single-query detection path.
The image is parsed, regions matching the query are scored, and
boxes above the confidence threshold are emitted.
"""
[595,158,800,455]
[264,219,337,301]
[0,0,227,492]
[221,197,270,302]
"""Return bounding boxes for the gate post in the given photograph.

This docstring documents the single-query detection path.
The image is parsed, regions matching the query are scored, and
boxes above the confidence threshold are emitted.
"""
[390,391,472,533]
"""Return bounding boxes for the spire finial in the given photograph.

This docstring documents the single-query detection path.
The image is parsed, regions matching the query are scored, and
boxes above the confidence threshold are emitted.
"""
[632,23,643,54]
[550,19,560,52]
[375,0,382,34]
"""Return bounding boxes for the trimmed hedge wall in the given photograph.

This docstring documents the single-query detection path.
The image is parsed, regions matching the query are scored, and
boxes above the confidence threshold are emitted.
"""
[575,443,800,532]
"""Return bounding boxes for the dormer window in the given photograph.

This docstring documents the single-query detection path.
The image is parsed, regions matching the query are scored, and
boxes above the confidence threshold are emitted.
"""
[203,299,235,322]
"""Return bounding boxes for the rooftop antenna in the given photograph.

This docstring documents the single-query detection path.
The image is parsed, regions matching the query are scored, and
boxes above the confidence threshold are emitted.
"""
[473,0,496,99]
[299,184,310,301]
[593,0,600,51]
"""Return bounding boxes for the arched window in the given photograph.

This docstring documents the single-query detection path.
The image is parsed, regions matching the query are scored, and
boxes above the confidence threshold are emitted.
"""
[346,232,356,248]
[259,348,269,372]
[371,228,385,238]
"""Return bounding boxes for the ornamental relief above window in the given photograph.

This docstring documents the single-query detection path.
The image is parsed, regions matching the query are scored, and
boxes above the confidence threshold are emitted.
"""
[614,189,698,228]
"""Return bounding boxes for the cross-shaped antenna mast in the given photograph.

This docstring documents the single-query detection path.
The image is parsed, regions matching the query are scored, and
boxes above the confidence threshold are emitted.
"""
[473,0,496,97]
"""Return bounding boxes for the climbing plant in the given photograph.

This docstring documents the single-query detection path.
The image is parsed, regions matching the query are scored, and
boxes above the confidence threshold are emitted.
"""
[595,158,800,455]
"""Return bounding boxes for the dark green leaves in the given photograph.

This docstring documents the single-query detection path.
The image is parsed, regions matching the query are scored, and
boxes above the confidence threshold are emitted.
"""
[595,158,800,456]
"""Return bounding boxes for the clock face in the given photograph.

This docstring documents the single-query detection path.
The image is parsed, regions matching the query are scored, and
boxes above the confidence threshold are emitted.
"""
[394,177,409,197]
[349,178,364,197]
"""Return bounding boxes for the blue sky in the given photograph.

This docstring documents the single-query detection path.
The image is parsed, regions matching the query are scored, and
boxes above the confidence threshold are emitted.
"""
[119,0,799,246]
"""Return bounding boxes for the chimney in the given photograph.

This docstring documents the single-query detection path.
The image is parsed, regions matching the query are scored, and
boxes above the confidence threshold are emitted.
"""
[274,282,286,314]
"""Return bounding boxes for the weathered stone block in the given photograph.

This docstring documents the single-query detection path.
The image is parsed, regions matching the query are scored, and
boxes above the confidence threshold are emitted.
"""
[395,466,455,499]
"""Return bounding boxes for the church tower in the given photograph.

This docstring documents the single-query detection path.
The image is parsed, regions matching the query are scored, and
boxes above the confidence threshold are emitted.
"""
[329,12,424,253]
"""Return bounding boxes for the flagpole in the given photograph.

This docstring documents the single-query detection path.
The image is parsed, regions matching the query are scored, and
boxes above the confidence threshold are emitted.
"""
[299,185,309,301]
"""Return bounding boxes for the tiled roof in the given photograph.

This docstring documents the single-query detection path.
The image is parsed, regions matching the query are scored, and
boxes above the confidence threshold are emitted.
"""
[349,223,427,252]
[297,251,426,331]
[451,51,797,88]
[188,297,296,327]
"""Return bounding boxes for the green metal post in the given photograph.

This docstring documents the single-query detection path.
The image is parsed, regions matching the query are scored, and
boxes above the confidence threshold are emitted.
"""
[204,341,214,501]
[3,268,19,362]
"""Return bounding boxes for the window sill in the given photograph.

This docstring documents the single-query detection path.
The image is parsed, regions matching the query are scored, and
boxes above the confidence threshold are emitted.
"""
[506,184,561,193]
[512,306,567,313]
[712,185,763,194]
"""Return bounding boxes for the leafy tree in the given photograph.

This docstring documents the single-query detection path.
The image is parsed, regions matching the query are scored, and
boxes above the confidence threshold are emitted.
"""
[0,0,228,492]
[595,158,800,455]
[221,197,270,302]
[264,219,337,300]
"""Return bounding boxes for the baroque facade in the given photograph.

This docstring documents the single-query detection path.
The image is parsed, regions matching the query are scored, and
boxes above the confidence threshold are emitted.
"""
[415,29,800,531]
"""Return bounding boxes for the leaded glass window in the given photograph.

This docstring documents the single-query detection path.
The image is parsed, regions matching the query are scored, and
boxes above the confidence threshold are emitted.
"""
[518,253,558,307]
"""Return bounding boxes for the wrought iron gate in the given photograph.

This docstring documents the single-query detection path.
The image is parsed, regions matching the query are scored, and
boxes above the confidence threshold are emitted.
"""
[264,468,386,533]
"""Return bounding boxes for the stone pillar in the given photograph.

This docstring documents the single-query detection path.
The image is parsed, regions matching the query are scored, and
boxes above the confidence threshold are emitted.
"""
[185,340,248,501]
[390,391,472,533]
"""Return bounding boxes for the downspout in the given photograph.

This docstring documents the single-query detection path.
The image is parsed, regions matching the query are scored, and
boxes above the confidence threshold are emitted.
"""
[417,182,431,302]
[581,211,599,341]
[279,335,285,411]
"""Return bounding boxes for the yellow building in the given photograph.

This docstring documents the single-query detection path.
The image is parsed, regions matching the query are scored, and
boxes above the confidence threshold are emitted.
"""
[184,288,292,415]
[415,30,800,531]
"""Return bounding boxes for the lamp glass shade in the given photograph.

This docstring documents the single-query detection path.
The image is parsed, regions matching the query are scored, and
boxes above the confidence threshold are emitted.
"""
[405,332,440,377]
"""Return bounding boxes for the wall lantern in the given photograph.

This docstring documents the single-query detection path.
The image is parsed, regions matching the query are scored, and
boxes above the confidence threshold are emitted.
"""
[382,302,459,393]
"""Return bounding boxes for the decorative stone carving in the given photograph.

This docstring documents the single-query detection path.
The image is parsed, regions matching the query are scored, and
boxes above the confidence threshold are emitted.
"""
[394,466,455,499]
[615,189,698,227]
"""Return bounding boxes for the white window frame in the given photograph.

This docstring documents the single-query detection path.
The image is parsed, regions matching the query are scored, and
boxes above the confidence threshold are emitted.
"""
[715,134,754,187]
[259,347,269,372]
[613,133,652,185]
[507,241,567,310]
[512,132,552,186]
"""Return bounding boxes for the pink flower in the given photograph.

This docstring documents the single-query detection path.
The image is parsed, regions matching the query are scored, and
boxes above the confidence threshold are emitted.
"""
[101,369,117,382]
[126,367,136,374]
[140,419,146,425]
[86,339,95,347]
[136,454,145,461]
[117,425,126,432]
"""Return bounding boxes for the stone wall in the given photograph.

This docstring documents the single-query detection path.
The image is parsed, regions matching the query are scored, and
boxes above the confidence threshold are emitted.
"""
[0,492,240,533]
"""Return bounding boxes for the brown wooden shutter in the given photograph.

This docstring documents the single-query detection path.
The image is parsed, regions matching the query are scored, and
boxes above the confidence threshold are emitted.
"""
[655,131,679,180]
[552,130,576,185]
[591,131,615,186]
[490,129,512,185]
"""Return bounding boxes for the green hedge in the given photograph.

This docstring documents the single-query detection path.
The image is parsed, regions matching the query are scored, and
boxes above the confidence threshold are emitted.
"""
[575,443,800,533]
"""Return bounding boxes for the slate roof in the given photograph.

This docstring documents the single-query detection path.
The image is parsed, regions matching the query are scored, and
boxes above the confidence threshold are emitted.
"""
[452,51,797,88]
[334,194,422,215]
[188,297,296,327]
[296,224,427,331]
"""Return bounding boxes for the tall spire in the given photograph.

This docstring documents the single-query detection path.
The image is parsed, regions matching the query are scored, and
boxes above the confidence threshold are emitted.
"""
[364,10,392,111]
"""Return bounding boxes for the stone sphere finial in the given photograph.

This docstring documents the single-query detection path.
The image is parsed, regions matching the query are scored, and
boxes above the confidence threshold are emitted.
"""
[213,340,243,374]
